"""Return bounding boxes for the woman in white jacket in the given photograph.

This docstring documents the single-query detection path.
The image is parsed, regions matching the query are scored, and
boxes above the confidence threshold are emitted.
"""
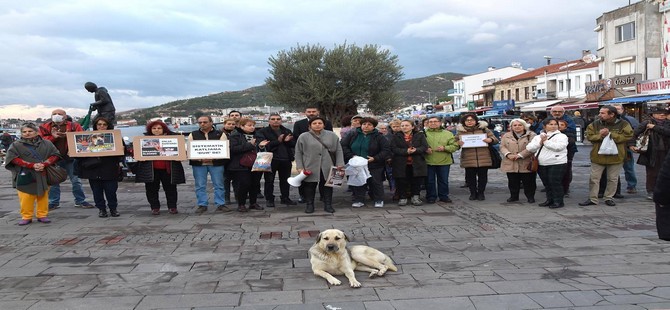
[525,118,569,209]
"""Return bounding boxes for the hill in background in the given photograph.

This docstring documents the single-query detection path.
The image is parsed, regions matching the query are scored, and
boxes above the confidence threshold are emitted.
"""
[118,72,465,121]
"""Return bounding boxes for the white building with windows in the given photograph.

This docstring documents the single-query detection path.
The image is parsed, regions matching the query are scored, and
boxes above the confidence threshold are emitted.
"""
[595,1,663,80]
[449,66,527,109]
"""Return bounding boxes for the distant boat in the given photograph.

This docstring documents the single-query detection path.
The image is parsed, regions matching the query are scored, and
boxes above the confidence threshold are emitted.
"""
[116,124,130,128]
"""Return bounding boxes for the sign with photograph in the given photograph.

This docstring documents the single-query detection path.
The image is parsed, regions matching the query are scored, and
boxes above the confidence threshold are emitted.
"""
[188,140,230,159]
[460,133,488,148]
[66,130,124,157]
[132,135,187,161]
[325,166,346,187]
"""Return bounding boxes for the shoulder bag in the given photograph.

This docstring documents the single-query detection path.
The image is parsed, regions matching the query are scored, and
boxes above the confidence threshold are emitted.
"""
[25,145,68,185]
[309,132,337,164]
[635,128,650,153]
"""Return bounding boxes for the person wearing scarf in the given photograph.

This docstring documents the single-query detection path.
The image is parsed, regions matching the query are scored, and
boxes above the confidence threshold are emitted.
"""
[631,105,670,199]
[5,122,61,225]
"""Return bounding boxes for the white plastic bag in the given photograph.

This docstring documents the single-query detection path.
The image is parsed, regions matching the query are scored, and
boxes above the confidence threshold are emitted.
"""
[597,134,618,155]
[344,156,371,186]
[251,152,273,172]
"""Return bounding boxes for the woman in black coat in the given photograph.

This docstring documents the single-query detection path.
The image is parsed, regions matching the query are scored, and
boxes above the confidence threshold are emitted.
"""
[75,116,122,218]
[631,107,670,199]
[391,120,428,206]
[228,118,265,212]
[654,145,670,241]
[341,117,391,208]
[134,120,186,215]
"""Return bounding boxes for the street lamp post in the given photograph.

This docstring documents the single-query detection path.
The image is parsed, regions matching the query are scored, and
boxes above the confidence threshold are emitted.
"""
[543,56,570,99]
[420,90,432,108]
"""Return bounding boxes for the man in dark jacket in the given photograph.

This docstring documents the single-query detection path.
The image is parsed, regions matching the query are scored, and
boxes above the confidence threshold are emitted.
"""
[188,116,229,213]
[292,106,333,202]
[255,114,297,207]
[84,82,116,125]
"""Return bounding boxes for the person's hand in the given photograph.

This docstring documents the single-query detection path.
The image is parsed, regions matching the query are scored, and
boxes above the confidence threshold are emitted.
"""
[647,123,656,129]
[437,146,445,152]
[629,146,638,153]
[51,128,62,138]
[425,147,433,155]
[336,166,344,170]
[367,156,375,162]
[259,140,270,147]
[599,128,609,137]
[277,134,285,141]
[249,138,256,145]
[407,147,416,154]
[284,134,293,142]
[483,138,492,143]
[457,140,464,146]
[33,163,45,171]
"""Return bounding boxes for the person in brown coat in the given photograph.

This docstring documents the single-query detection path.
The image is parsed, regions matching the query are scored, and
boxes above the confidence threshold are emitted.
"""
[499,118,537,203]
[455,113,499,201]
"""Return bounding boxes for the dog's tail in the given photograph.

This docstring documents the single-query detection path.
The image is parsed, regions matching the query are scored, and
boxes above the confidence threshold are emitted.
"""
[385,255,398,272]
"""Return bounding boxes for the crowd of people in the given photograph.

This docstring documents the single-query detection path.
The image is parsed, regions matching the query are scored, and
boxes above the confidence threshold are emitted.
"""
[4,102,670,241]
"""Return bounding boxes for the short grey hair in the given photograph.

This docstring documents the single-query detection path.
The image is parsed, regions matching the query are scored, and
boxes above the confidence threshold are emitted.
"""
[509,118,530,130]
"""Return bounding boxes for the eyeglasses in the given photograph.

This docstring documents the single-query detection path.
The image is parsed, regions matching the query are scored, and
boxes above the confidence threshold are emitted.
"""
[96,123,108,126]
[269,118,281,121]
[465,119,476,122]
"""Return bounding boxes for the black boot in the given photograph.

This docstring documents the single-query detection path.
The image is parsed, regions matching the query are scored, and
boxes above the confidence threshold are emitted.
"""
[98,208,108,218]
[323,187,335,213]
[266,200,275,208]
[109,209,120,217]
[303,182,317,213]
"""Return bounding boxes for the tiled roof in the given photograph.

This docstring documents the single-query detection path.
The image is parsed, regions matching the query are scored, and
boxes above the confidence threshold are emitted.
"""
[495,60,598,84]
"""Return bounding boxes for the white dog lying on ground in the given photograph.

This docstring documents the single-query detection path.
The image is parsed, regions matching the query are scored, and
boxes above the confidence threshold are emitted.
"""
[309,229,397,288]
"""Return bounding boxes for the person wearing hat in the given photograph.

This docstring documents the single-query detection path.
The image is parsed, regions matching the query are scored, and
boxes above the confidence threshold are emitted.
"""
[630,104,670,200]
[340,115,363,138]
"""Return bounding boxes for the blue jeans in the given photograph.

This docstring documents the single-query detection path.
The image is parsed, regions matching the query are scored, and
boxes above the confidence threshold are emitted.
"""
[49,159,87,207]
[623,149,637,189]
[192,165,226,207]
[426,164,451,201]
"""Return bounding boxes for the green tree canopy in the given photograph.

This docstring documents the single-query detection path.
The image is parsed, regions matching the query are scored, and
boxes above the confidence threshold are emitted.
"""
[265,43,403,125]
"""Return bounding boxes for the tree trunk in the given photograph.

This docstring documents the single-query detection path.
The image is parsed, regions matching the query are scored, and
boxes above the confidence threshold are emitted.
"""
[319,103,357,127]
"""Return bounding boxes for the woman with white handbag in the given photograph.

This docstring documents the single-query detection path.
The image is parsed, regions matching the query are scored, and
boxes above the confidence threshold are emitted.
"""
[631,105,670,200]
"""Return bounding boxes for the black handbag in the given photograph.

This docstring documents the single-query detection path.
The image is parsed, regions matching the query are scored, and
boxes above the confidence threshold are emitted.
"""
[488,145,502,169]
[16,168,35,185]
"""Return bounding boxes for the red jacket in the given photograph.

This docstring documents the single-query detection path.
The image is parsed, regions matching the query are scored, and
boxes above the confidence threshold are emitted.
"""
[39,121,84,159]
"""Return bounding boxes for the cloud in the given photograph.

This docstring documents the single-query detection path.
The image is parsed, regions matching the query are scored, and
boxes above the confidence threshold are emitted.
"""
[0,1,624,119]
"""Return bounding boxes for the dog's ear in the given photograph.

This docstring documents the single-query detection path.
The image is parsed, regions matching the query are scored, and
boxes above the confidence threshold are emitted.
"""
[344,233,350,242]
[314,232,322,244]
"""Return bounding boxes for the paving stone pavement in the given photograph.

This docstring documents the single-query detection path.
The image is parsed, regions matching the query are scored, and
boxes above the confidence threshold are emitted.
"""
[0,145,668,310]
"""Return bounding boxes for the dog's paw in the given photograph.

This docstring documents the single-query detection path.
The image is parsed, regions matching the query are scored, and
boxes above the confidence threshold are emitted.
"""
[328,278,342,286]
[349,279,361,288]
[377,266,388,276]
[368,270,379,278]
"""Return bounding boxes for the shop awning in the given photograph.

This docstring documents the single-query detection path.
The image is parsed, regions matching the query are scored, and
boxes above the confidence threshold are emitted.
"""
[548,102,599,111]
[472,88,495,95]
[519,100,562,112]
[601,94,670,104]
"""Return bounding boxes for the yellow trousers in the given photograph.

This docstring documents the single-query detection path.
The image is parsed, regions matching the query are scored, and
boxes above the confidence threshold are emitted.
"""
[17,190,49,220]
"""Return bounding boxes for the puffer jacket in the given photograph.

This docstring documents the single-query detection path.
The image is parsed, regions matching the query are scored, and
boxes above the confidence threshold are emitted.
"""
[455,121,499,168]
[499,130,536,173]
[585,117,633,165]
[135,160,186,184]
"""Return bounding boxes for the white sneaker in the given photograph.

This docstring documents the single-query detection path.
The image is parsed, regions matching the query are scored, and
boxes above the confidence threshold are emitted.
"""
[374,201,384,208]
[398,199,408,206]
[352,202,364,208]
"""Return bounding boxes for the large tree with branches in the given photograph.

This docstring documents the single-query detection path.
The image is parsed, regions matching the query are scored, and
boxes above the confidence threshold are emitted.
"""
[265,43,403,125]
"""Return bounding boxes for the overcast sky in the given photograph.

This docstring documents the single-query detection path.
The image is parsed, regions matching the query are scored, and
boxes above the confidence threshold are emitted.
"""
[0,0,629,119]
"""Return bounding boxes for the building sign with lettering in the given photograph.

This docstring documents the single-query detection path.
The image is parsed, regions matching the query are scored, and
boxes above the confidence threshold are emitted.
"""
[610,74,642,88]
[637,77,670,95]
[585,79,615,102]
